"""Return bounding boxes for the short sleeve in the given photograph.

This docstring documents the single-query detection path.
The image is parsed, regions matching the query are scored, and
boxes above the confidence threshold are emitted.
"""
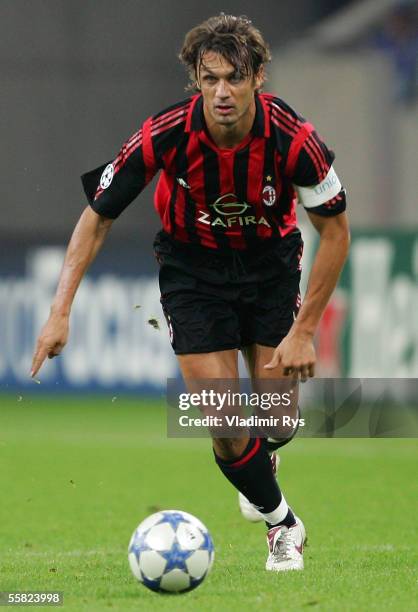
[287,126,346,216]
[287,127,335,187]
[268,95,346,217]
[80,117,160,219]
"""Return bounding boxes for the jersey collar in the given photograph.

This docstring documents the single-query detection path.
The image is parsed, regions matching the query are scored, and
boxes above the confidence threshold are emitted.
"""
[185,93,270,138]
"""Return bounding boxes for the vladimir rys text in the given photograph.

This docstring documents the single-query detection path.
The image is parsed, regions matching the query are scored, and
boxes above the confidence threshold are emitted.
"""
[178,414,305,428]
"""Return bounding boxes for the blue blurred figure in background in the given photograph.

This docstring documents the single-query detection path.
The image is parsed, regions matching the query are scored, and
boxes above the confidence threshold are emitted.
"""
[375,1,418,105]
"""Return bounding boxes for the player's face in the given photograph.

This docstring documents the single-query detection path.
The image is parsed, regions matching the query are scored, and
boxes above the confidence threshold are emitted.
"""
[198,52,263,128]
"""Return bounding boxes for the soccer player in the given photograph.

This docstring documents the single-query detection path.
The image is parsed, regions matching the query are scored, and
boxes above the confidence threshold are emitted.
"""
[31,14,350,572]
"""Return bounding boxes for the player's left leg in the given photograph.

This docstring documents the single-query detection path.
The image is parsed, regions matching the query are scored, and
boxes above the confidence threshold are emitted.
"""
[244,343,302,453]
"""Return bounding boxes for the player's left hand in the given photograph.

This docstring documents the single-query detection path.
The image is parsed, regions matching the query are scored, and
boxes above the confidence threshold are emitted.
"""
[264,330,316,381]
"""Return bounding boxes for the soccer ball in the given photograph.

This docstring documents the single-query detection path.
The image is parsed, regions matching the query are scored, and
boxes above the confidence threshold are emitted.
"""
[128,510,215,593]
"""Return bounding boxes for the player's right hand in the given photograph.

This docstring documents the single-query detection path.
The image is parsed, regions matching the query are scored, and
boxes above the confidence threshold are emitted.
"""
[30,313,70,378]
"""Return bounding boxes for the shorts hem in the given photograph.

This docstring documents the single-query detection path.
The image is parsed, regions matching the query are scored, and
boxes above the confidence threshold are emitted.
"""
[246,337,289,348]
[173,343,240,355]
[172,335,290,355]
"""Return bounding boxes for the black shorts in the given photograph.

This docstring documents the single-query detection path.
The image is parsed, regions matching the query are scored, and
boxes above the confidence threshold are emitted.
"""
[154,231,302,355]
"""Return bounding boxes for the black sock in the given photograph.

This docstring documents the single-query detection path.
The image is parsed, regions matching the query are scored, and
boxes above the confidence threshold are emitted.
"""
[214,438,295,528]
[266,406,301,453]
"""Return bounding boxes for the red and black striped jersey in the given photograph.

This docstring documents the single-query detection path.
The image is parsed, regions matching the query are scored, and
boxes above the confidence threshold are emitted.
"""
[81,93,345,250]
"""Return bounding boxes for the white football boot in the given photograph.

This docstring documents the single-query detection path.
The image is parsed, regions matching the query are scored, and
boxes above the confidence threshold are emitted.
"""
[238,452,280,522]
[265,516,306,572]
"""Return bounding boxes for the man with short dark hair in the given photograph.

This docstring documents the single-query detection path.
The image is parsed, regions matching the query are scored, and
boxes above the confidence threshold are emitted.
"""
[31,14,350,572]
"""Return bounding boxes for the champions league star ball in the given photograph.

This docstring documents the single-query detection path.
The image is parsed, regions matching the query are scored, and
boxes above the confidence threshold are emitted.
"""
[128,510,215,593]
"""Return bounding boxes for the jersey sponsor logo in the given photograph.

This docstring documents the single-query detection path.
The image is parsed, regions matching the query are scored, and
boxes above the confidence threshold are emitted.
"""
[100,163,114,189]
[262,185,276,207]
[197,193,271,229]
[211,193,251,216]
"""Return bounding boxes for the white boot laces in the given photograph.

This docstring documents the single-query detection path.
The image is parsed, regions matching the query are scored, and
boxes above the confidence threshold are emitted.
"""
[273,528,295,562]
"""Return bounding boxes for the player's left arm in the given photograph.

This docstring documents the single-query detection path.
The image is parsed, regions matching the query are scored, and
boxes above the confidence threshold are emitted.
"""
[265,117,350,379]
[265,210,350,379]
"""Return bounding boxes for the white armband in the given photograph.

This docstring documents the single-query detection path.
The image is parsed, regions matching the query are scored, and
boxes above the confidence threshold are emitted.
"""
[294,166,342,208]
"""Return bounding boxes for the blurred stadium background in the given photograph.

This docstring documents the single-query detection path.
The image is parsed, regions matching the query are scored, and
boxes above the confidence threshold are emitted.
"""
[0,0,417,391]
[1,3,417,609]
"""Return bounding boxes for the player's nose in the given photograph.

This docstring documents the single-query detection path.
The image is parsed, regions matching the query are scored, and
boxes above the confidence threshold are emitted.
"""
[215,79,231,99]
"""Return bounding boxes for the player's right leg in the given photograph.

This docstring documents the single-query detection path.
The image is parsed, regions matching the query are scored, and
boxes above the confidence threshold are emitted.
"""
[238,451,280,522]
[177,349,304,571]
[177,350,250,461]
[240,342,300,523]
[241,343,305,571]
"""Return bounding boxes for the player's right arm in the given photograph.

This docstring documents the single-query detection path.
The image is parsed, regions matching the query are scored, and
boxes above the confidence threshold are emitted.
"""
[31,113,163,378]
[30,206,113,378]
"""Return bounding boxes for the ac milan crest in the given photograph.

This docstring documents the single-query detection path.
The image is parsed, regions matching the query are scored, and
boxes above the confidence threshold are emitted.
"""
[262,185,276,207]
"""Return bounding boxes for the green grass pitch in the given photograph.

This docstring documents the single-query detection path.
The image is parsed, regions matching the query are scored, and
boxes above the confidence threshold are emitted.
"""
[1,395,417,611]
